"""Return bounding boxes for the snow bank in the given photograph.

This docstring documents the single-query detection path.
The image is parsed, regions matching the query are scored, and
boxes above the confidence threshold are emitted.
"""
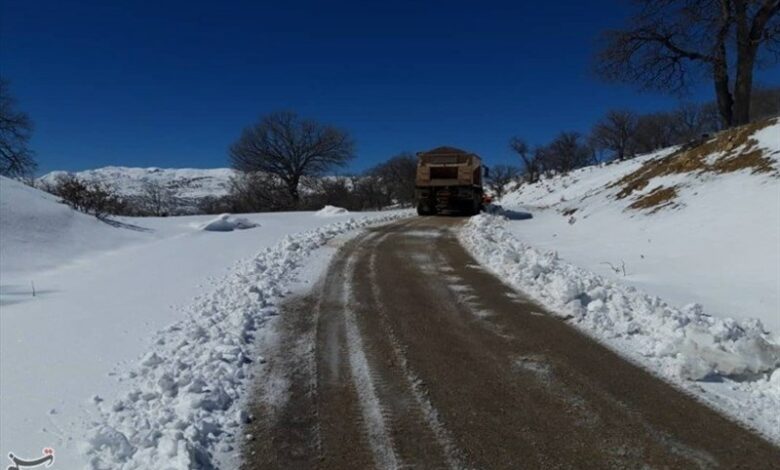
[315,205,349,217]
[82,210,412,469]
[498,120,780,332]
[459,213,780,443]
[0,176,147,276]
[200,213,258,232]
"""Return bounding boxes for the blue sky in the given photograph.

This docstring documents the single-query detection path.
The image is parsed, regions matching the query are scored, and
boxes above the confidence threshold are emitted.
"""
[2,0,778,175]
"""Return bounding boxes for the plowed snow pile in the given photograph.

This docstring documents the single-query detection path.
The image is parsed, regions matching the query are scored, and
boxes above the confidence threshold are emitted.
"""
[465,118,780,443]
[315,205,349,216]
[83,212,411,468]
[200,213,258,231]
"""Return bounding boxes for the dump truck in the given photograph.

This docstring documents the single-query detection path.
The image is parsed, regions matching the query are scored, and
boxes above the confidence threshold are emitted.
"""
[415,146,487,216]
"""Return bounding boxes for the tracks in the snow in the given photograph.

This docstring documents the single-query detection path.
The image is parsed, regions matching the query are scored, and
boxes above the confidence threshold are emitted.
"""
[242,217,780,469]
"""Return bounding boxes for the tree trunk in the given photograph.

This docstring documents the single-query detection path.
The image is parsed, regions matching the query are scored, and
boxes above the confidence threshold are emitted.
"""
[732,0,754,126]
[287,176,300,206]
[732,52,755,126]
[712,50,734,128]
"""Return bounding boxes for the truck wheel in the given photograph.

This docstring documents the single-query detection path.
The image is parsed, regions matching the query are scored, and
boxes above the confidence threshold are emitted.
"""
[417,205,430,216]
[468,200,480,216]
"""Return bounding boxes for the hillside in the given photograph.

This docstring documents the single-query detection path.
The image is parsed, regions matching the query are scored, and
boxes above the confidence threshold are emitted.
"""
[38,166,237,214]
[499,117,780,332]
[0,176,150,277]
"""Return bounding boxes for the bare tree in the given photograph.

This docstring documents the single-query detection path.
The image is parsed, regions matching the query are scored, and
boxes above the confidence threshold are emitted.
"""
[597,0,780,128]
[510,137,542,183]
[486,164,521,199]
[140,180,176,216]
[229,111,355,206]
[368,152,417,206]
[0,78,36,177]
[225,172,294,213]
[351,175,392,210]
[633,112,679,153]
[590,110,639,161]
[48,174,126,217]
[670,102,721,142]
[750,85,780,119]
[539,132,595,174]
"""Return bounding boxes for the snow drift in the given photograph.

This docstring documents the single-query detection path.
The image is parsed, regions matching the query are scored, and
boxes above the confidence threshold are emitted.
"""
[200,214,258,232]
[499,117,780,331]
[470,118,780,443]
[315,205,349,217]
[460,213,780,443]
[0,176,146,276]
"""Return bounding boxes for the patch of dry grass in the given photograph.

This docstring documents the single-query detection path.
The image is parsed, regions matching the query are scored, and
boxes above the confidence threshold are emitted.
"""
[628,186,679,213]
[612,117,778,211]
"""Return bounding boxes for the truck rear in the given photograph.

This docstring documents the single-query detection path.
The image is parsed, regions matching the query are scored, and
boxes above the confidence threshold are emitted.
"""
[415,146,486,216]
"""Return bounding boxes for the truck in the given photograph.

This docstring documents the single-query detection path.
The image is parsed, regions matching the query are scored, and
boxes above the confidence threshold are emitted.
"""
[415,146,488,216]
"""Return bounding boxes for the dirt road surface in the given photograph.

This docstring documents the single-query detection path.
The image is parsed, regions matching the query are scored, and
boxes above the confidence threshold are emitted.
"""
[242,217,780,469]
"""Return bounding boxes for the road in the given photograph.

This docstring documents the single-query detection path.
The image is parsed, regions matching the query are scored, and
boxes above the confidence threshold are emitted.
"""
[242,217,780,469]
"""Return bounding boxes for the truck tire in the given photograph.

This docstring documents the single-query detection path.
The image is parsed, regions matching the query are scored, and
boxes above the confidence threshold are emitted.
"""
[467,200,480,216]
[417,204,431,216]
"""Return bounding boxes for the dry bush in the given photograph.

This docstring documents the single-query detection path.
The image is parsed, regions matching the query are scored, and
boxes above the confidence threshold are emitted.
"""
[47,174,127,217]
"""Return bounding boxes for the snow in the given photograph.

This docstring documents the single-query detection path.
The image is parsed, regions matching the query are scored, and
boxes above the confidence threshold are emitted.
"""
[0,177,146,276]
[315,205,349,217]
[0,176,412,468]
[459,213,780,444]
[499,120,780,332]
[199,214,258,232]
[464,120,780,444]
[341,252,400,469]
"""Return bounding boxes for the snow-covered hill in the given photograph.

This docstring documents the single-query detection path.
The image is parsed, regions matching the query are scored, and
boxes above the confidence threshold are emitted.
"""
[0,176,149,276]
[38,166,237,214]
[499,117,780,333]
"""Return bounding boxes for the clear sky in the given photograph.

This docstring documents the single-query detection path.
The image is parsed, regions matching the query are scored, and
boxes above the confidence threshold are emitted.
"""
[2,0,778,175]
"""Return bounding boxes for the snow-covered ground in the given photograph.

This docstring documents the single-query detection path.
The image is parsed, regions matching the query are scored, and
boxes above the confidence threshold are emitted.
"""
[500,118,779,332]
[0,176,411,468]
[464,118,780,443]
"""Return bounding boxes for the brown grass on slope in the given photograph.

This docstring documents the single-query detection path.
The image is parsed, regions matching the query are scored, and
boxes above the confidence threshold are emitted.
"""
[612,117,778,211]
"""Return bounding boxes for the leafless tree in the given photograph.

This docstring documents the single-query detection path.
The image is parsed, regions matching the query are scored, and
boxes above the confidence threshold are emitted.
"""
[229,111,355,206]
[351,175,392,209]
[633,112,679,153]
[510,137,542,183]
[48,174,127,217]
[590,110,639,161]
[539,132,595,174]
[750,84,780,119]
[597,0,780,127]
[486,165,521,199]
[0,78,36,177]
[670,102,721,142]
[225,172,294,213]
[368,152,417,206]
[140,180,177,216]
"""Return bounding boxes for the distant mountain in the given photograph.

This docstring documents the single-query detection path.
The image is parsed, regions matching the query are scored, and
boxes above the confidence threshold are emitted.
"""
[38,166,237,214]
